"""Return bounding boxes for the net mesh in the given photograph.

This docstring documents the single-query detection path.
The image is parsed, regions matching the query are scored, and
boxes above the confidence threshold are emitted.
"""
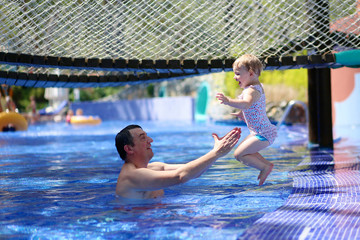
[1,0,359,59]
[0,0,359,87]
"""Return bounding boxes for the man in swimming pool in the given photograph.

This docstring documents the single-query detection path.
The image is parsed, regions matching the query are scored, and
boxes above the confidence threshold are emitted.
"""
[115,124,241,199]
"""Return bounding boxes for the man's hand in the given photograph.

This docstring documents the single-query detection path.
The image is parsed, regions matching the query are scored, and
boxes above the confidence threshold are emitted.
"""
[212,127,241,157]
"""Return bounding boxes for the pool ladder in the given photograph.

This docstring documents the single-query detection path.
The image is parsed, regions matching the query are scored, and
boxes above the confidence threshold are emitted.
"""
[276,100,308,129]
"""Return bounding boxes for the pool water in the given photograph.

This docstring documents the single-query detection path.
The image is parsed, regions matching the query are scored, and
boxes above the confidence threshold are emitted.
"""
[0,121,308,239]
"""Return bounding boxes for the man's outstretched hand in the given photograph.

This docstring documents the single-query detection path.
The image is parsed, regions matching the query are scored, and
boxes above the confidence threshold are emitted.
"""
[212,127,241,157]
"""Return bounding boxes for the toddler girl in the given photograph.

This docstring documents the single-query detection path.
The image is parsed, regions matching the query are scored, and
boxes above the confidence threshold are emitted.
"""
[216,54,277,185]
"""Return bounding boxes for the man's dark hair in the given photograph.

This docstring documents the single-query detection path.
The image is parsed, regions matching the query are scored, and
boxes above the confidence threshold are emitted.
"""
[115,124,142,161]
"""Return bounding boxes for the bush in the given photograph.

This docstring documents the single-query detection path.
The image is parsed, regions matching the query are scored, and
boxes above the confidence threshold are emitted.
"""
[224,68,308,103]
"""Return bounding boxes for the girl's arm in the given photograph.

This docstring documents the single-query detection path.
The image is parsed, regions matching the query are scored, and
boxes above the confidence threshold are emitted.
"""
[216,88,260,110]
[230,110,245,121]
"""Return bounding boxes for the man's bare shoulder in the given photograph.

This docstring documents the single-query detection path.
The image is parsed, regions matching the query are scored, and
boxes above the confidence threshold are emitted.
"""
[148,162,184,171]
[116,163,164,199]
[119,162,162,175]
[116,162,140,184]
[147,162,166,170]
[116,163,139,198]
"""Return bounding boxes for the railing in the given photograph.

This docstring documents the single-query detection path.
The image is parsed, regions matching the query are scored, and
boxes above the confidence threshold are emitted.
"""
[276,100,308,129]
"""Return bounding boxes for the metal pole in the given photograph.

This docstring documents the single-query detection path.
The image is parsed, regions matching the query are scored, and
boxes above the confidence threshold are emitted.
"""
[307,0,333,148]
[308,68,333,148]
[307,69,319,145]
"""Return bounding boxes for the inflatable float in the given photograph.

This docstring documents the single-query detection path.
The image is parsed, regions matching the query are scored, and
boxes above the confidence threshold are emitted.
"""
[0,112,28,131]
[70,115,102,125]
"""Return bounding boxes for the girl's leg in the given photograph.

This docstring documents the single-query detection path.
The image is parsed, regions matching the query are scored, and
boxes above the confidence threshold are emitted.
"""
[234,135,273,185]
[253,152,273,186]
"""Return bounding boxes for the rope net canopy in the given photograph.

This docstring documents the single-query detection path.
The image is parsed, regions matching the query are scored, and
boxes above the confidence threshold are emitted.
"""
[0,0,359,88]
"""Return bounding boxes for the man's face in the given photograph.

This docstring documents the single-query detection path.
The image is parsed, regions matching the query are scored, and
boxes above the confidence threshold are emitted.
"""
[129,128,154,162]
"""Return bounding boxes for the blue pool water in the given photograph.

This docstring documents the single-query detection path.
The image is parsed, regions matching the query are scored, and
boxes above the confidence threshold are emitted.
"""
[0,120,313,239]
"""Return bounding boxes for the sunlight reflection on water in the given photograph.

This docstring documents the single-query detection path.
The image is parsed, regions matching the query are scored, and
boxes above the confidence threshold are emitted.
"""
[0,120,308,239]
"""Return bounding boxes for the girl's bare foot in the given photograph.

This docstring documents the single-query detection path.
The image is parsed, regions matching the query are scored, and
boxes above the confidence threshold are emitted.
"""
[258,163,274,186]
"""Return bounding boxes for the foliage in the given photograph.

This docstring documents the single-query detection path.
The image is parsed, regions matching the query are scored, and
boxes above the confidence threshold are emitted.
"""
[260,69,308,102]
[70,87,123,102]
[223,68,308,102]
[10,86,123,112]
[9,68,307,112]
[224,72,240,99]
[11,87,47,112]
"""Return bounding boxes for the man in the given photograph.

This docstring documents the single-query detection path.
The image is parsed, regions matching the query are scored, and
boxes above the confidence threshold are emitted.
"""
[115,124,241,199]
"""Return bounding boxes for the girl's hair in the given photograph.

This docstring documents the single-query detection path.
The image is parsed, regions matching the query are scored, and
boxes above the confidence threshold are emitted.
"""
[233,54,263,76]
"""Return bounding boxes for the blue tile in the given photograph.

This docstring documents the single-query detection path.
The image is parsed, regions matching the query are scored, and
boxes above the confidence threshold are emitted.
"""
[241,148,360,239]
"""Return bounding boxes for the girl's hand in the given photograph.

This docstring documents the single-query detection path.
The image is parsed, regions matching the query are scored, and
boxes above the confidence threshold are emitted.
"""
[230,110,243,120]
[216,93,229,105]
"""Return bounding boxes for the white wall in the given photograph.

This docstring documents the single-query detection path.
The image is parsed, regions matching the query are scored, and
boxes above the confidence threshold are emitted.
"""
[334,73,360,127]
[71,96,194,121]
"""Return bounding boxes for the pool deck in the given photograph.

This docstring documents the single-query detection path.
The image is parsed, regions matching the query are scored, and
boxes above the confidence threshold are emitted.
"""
[241,145,360,240]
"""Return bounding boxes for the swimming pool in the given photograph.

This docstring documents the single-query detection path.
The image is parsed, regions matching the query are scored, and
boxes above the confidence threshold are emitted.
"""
[0,120,318,239]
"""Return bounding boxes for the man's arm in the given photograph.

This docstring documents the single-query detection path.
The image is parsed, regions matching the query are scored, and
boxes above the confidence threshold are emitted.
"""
[121,128,241,191]
[147,162,185,171]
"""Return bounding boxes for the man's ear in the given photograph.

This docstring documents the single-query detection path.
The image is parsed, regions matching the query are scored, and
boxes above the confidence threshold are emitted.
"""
[124,145,133,155]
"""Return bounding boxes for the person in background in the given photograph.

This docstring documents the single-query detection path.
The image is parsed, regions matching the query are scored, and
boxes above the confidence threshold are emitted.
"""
[27,96,39,124]
[216,54,277,186]
[115,124,241,199]
[1,85,17,112]
[66,109,74,123]
[0,86,4,112]
[75,108,83,116]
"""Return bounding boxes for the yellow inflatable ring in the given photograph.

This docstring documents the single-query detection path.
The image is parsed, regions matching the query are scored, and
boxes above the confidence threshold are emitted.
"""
[0,112,28,131]
[70,115,102,125]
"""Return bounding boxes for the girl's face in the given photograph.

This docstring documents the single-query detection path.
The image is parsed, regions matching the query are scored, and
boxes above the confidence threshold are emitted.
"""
[233,65,253,88]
